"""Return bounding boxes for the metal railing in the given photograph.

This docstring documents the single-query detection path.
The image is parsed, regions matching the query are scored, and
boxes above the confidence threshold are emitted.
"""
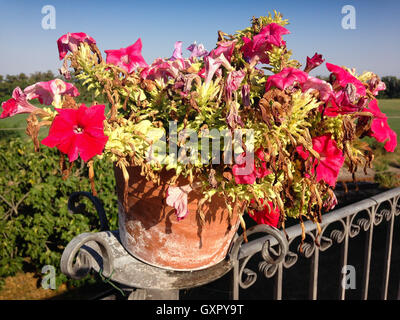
[231,187,400,300]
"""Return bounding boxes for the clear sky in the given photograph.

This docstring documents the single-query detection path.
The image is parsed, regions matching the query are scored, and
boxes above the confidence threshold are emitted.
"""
[0,0,399,78]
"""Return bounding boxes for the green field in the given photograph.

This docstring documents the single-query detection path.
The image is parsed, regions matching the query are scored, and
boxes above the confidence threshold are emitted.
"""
[379,99,400,136]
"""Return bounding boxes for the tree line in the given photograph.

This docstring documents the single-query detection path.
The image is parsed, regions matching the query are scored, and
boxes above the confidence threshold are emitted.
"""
[0,71,98,104]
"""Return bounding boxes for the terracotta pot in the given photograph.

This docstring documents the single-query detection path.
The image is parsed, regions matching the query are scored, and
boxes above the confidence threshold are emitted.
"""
[114,165,240,271]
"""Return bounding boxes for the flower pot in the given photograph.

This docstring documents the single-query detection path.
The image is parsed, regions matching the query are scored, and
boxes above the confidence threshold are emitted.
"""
[114,165,240,271]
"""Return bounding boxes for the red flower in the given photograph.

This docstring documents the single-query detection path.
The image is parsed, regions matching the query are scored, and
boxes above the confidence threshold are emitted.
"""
[105,39,148,74]
[57,32,96,60]
[249,199,280,227]
[304,53,325,73]
[359,99,397,152]
[370,117,397,152]
[0,87,39,119]
[296,134,345,187]
[41,104,108,162]
[232,148,271,185]
[265,67,308,91]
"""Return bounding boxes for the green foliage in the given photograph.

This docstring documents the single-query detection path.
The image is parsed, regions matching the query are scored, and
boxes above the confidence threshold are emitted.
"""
[0,137,118,287]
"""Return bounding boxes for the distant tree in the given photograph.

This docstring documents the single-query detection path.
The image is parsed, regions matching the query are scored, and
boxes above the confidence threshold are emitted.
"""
[0,71,102,105]
[378,76,400,99]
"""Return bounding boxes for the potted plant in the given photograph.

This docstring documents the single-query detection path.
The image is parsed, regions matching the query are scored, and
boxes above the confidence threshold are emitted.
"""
[1,11,396,271]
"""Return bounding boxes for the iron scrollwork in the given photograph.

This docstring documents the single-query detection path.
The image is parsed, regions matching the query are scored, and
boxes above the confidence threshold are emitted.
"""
[230,224,288,289]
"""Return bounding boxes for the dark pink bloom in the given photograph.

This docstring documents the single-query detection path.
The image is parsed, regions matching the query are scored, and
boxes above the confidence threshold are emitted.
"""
[265,67,308,91]
[232,148,271,185]
[165,184,193,221]
[105,39,148,74]
[24,79,79,105]
[0,87,39,119]
[241,23,290,64]
[57,32,96,60]
[262,23,290,47]
[249,198,280,227]
[296,134,345,187]
[370,117,397,152]
[41,104,108,162]
[304,53,325,73]
[326,63,366,96]
[302,76,333,102]
[365,100,397,152]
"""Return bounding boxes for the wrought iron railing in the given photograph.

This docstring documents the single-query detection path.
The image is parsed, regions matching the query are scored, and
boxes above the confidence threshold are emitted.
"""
[231,187,400,300]
[61,187,400,300]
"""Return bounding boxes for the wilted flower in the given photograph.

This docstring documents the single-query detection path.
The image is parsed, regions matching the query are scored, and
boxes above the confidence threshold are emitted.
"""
[170,41,183,61]
[186,42,208,60]
[165,184,193,221]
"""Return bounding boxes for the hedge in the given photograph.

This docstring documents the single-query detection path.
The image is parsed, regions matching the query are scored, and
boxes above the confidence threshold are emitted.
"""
[0,137,118,288]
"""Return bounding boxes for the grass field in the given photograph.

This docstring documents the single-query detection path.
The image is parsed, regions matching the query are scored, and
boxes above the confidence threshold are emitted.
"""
[379,99,400,136]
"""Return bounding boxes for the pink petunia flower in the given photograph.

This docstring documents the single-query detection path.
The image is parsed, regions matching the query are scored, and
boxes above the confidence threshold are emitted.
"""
[365,100,397,152]
[24,79,79,106]
[165,184,193,221]
[265,67,308,91]
[41,104,109,162]
[326,63,366,96]
[304,53,325,73]
[0,87,40,119]
[302,76,333,102]
[105,39,148,74]
[209,40,237,62]
[232,148,271,185]
[241,23,290,64]
[57,32,96,60]
[296,134,345,187]
[248,198,280,227]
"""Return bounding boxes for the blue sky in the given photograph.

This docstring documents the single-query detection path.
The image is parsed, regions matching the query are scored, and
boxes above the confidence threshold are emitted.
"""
[0,0,399,77]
